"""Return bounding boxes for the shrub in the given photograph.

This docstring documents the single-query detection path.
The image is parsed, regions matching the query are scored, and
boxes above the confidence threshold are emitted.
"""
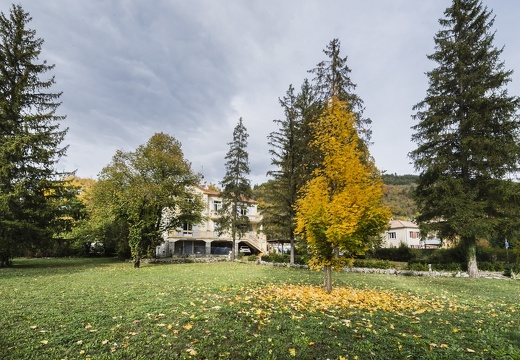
[406,262,428,271]
[353,259,393,269]
[478,261,505,272]
[261,253,290,263]
[503,263,520,278]
[373,244,412,262]
[432,262,461,272]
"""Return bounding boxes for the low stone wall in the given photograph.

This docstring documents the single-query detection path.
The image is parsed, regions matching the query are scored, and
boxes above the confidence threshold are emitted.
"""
[148,257,515,280]
[343,266,511,280]
[257,261,512,280]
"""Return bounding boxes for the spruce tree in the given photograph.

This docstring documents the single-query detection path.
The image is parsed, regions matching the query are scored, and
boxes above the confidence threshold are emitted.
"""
[265,81,321,264]
[309,38,372,145]
[217,118,252,260]
[410,0,520,277]
[0,5,72,266]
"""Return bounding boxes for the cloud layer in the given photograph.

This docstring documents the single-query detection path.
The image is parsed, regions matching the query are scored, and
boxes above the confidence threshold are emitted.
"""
[2,0,520,185]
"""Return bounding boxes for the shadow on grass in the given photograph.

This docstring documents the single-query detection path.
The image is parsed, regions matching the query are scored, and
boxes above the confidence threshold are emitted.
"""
[1,257,125,277]
[12,257,119,268]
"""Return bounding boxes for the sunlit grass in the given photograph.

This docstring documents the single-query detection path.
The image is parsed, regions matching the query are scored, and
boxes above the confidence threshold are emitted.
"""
[0,258,519,359]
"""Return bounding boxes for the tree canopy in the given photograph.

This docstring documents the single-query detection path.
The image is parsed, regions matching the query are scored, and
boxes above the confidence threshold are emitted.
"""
[410,0,520,277]
[296,98,390,292]
[217,118,253,260]
[0,4,74,267]
[92,133,204,266]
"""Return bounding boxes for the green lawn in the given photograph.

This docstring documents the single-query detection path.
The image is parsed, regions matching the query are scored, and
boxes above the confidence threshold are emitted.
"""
[0,258,519,359]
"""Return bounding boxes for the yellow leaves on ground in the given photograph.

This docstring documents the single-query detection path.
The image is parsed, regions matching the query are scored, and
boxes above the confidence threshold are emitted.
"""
[244,284,442,314]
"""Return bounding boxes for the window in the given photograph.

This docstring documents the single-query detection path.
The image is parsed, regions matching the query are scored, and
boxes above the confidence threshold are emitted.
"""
[182,223,193,235]
[213,201,222,212]
[409,231,420,239]
[240,207,249,216]
[388,232,396,239]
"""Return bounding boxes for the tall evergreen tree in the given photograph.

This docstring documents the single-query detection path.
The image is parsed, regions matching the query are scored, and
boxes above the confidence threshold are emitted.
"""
[217,117,252,260]
[410,0,520,277]
[309,38,372,145]
[265,81,321,264]
[0,5,73,267]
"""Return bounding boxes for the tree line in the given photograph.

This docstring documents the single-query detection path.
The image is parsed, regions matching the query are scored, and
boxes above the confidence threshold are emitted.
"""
[2,1,520,286]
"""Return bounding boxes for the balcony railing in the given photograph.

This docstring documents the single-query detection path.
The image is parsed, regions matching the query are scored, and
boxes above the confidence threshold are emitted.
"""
[167,229,266,252]
[208,211,261,223]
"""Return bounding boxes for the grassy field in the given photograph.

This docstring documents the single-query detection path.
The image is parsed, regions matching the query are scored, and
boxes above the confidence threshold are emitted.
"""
[0,258,519,359]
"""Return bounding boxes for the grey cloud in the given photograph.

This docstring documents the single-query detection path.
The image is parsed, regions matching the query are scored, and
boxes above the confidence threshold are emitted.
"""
[2,0,520,184]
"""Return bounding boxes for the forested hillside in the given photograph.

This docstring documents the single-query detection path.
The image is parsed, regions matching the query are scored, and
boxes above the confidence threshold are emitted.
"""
[382,174,418,219]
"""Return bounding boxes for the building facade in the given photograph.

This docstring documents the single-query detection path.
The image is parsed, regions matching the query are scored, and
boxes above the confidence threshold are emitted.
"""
[383,219,422,248]
[156,185,267,257]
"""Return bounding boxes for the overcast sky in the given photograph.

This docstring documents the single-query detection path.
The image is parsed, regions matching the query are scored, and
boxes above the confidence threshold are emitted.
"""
[2,1,520,185]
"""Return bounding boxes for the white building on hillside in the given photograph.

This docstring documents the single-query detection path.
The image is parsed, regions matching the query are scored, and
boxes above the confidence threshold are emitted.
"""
[383,220,422,248]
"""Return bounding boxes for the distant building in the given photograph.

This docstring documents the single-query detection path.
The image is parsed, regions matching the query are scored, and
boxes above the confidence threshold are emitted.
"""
[156,185,266,257]
[382,219,442,249]
[383,220,422,248]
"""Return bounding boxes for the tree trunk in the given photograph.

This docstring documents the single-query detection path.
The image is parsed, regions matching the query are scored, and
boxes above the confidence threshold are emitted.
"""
[466,238,478,278]
[0,254,12,268]
[290,237,295,265]
[231,228,236,261]
[324,265,332,293]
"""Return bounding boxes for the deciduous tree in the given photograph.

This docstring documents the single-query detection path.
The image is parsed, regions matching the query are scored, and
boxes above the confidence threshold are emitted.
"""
[0,5,74,266]
[94,133,204,267]
[295,98,390,292]
[410,0,520,277]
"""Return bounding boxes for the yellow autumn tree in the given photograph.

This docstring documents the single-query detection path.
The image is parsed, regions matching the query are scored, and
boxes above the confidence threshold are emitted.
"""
[295,97,391,293]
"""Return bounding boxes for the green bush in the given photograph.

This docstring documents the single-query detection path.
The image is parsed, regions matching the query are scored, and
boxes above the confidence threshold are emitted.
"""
[477,247,516,263]
[478,261,505,272]
[503,263,520,278]
[261,253,307,265]
[373,244,413,262]
[353,259,393,269]
[261,253,289,263]
[432,262,461,272]
[406,262,428,271]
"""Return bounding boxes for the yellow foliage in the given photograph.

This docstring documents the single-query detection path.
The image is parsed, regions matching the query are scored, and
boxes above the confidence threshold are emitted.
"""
[295,98,391,274]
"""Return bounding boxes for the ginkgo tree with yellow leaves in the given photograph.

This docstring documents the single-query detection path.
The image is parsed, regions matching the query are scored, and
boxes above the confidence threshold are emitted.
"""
[295,97,391,293]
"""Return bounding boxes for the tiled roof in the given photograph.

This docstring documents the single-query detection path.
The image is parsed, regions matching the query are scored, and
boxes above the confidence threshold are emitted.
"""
[388,219,419,230]
[195,185,257,203]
